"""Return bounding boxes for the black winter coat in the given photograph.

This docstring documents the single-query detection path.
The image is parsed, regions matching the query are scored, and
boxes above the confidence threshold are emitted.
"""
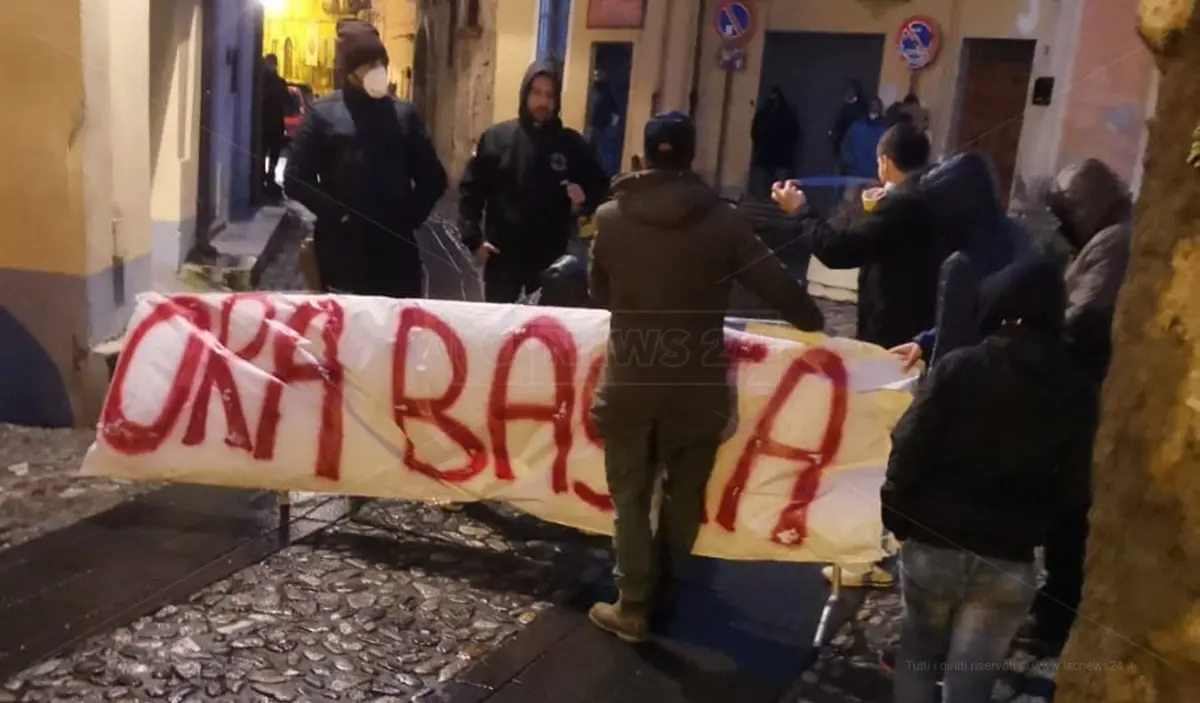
[459,60,610,266]
[881,259,1097,563]
[799,178,941,349]
[283,85,448,296]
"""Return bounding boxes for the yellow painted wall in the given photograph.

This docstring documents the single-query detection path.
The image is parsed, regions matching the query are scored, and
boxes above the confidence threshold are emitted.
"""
[374,0,418,95]
[560,1,671,161]
[150,1,204,233]
[493,0,538,124]
[492,0,671,166]
[96,0,152,275]
[263,0,358,96]
[0,0,87,275]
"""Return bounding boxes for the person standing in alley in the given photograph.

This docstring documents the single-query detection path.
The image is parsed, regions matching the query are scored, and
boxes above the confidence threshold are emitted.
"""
[1015,158,1132,656]
[587,69,622,176]
[883,258,1096,702]
[830,79,865,169]
[284,19,447,297]
[261,53,291,197]
[840,97,890,179]
[751,86,801,196]
[586,111,825,643]
[459,60,610,303]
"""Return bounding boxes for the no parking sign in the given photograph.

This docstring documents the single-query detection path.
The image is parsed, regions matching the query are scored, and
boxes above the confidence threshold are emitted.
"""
[713,1,756,48]
[896,15,940,70]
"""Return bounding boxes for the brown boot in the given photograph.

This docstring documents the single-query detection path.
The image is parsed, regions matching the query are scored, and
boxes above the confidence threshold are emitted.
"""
[588,599,650,643]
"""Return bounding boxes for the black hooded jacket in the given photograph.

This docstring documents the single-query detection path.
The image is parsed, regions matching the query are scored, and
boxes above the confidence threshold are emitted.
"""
[881,258,1097,563]
[459,61,610,263]
[917,153,1032,363]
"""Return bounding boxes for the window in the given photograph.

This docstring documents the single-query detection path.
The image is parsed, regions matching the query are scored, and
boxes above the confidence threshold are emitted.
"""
[537,0,571,65]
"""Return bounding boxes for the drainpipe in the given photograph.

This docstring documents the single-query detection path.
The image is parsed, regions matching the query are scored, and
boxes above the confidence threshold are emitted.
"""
[687,0,706,116]
[651,0,674,114]
[712,66,735,194]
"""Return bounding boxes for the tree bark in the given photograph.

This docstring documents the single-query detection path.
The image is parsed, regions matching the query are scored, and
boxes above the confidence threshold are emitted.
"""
[1056,2,1200,701]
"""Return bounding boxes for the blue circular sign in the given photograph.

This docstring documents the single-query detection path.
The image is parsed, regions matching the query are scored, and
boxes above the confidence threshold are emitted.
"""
[896,16,940,70]
[714,2,755,47]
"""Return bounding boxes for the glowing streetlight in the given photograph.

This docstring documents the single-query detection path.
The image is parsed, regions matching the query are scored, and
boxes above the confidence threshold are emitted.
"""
[260,0,286,15]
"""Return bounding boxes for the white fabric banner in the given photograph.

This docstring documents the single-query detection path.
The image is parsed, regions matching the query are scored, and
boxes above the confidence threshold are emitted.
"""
[84,294,913,566]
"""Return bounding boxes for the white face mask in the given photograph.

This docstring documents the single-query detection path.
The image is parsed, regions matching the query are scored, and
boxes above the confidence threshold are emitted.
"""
[362,66,389,99]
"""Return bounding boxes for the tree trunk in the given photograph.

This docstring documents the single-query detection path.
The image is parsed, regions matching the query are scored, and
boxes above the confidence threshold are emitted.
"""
[1056,2,1200,701]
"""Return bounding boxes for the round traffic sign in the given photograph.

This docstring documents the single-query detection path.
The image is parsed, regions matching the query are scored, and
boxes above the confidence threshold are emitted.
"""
[896,15,940,70]
[713,1,756,48]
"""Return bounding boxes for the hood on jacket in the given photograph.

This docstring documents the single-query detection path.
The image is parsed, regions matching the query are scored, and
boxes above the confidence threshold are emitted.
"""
[979,257,1066,340]
[921,152,1004,229]
[921,152,1031,270]
[611,170,716,229]
[518,59,563,129]
[1047,159,1133,251]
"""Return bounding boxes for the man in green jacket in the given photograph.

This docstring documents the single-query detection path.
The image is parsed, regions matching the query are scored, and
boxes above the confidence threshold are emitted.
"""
[587,111,825,642]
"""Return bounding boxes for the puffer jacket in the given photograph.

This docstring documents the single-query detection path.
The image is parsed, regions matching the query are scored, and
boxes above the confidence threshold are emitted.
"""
[1049,159,1134,381]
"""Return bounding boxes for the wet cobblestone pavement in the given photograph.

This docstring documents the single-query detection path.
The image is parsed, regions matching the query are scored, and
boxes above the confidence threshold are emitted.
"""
[3,500,610,702]
[783,586,1060,703]
[0,425,151,552]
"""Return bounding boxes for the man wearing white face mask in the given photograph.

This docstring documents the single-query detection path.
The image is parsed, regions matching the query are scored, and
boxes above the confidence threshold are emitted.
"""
[284,19,448,298]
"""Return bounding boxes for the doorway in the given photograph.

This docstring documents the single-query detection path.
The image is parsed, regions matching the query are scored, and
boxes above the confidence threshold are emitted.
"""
[587,42,633,177]
[755,31,886,211]
[952,38,1036,208]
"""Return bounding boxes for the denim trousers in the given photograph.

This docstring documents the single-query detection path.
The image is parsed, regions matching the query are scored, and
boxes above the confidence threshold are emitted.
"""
[895,539,1037,703]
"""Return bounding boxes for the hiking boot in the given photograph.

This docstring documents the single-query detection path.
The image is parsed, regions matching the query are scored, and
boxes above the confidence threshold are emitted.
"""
[822,564,895,588]
[589,599,650,643]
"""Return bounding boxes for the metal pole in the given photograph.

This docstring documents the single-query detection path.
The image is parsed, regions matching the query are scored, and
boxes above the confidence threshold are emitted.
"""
[277,491,291,533]
[811,565,842,651]
[713,63,735,193]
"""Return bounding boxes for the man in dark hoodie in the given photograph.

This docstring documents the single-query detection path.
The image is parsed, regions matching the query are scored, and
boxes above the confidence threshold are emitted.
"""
[883,258,1097,703]
[884,152,1033,371]
[1018,158,1132,654]
[284,20,447,298]
[830,80,866,167]
[586,111,825,643]
[459,60,610,303]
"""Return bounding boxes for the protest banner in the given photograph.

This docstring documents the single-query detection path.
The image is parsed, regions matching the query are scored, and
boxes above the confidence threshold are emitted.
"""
[83,294,913,566]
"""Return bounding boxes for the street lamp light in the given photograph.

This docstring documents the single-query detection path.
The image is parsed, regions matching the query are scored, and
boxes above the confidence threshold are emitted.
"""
[260,0,286,15]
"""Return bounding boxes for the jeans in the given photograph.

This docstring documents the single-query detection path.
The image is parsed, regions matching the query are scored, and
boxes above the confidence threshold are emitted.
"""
[895,540,1037,703]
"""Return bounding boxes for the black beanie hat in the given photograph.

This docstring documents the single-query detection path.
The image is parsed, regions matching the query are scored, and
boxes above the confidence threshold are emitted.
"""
[336,19,388,73]
[643,111,696,170]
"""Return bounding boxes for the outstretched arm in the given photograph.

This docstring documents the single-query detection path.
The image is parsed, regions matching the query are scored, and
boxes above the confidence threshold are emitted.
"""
[799,194,925,269]
[729,215,824,331]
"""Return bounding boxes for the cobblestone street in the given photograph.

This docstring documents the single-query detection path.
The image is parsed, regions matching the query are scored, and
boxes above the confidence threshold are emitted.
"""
[3,501,611,702]
[0,425,152,552]
[0,254,1054,702]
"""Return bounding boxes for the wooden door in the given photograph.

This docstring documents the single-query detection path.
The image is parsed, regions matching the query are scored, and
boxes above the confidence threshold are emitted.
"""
[953,39,1036,208]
